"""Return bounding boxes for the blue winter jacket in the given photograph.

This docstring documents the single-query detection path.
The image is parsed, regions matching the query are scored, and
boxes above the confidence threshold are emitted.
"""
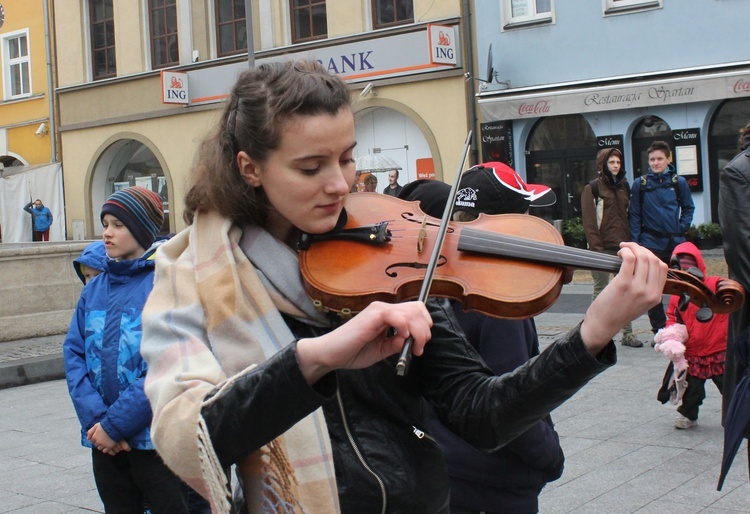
[24,202,53,232]
[629,164,694,253]
[63,247,158,450]
[72,241,108,284]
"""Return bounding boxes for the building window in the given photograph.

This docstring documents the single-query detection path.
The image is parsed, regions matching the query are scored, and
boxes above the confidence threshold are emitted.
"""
[603,0,662,15]
[2,30,31,98]
[215,0,247,56]
[372,0,414,29]
[290,0,327,43]
[90,0,116,80]
[149,0,179,69]
[502,0,554,29]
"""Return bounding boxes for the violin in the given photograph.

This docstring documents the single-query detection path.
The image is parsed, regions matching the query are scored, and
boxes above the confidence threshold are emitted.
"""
[299,193,745,321]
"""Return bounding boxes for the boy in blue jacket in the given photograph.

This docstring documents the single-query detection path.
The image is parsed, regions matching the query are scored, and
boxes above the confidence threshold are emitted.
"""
[63,186,190,513]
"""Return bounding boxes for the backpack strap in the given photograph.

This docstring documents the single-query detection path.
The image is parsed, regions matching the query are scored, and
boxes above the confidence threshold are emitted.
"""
[639,174,678,206]
[589,178,600,204]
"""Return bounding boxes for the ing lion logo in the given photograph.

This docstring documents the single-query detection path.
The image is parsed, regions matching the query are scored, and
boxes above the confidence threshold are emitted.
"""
[438,31,451,46]
[170,76,183,89]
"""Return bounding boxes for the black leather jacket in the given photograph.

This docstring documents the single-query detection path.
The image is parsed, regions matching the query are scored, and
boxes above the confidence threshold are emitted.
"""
[202,298,616,513]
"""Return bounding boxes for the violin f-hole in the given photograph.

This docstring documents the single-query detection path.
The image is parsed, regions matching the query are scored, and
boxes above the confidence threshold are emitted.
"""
[385,255,448,278]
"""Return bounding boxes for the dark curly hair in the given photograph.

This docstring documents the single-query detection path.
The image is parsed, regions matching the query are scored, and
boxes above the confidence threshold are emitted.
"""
[183,60,352,225]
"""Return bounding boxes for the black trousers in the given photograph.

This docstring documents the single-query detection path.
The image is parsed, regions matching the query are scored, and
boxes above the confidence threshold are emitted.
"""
[677,373,724,422]
[92,448,189,514]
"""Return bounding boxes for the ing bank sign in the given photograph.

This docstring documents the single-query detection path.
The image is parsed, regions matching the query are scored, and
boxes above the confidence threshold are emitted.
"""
[181,24,461,106]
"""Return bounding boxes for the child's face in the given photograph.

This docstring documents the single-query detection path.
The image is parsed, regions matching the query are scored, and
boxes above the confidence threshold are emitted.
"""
[81,265,102,285]
[102,214,144,260]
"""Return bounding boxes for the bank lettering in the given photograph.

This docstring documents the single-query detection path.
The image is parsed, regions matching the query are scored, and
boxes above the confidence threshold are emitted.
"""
[318,52,374,75]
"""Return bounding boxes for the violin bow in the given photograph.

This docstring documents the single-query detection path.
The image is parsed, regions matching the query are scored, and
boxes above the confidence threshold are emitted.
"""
[396,131,473,376]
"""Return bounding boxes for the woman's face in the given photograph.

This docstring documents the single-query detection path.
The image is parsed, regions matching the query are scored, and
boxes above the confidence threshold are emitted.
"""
[607,155,621,176]
[239,108,357,242]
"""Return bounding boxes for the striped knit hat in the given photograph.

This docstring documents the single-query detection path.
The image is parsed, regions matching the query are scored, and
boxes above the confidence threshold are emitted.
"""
[101,186,164,250]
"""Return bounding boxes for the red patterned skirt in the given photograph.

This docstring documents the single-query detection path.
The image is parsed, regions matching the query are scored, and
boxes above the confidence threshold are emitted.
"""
[688,351,725,380]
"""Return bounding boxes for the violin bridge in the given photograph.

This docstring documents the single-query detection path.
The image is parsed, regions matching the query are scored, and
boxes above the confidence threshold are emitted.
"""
[417,216,427,253]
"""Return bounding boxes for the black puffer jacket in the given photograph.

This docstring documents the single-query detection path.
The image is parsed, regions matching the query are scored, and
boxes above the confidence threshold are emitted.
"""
[202,298,616,513]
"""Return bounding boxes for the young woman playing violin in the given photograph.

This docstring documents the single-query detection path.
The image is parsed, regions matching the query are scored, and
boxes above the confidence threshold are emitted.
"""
[140,60,667,514]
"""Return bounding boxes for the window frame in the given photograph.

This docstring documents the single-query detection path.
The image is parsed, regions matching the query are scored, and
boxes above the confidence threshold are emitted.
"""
[148,0,179,70]
[214,0,247,57]
[289,0,327,44]
[371,0,415,30]
[502,0,555,30]
[2,29,31,100]
[89,0,116,80]
[603,0,662,15]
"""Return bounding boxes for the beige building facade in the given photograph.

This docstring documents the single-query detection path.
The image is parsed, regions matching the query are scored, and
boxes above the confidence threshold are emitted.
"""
[53,0,474,239]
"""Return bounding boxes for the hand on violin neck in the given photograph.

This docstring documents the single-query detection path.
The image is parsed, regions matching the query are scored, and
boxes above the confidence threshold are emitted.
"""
[581,242,668,354]
[296,301,433,384]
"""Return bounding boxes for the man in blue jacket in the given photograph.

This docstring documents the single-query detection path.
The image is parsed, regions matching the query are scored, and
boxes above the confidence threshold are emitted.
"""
[23,198,53,241]
[630,141,694,337]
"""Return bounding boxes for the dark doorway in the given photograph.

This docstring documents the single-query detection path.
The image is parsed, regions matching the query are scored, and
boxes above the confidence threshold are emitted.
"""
[632,116,672,179]
[525,115,597,222]
[708,98,750,222]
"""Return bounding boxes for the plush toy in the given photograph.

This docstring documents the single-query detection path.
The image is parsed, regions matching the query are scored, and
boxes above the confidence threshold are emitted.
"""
[654,324,689,405]
[654,324,688,372]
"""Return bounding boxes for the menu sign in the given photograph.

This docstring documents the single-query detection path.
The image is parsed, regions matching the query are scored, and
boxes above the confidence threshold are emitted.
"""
[672,128,702,192]
[480,121,514,168]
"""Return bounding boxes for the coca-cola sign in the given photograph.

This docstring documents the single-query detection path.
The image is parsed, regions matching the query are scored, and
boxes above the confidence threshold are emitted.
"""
[734,79,750,94]
[518,100,551,116]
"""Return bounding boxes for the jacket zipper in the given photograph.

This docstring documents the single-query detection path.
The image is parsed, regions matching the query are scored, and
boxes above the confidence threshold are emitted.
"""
[336,388,387,514]
[412,426,437,445]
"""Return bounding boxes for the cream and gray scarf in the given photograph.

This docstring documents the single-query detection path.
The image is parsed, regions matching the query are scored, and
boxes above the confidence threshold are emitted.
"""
[142,210,339,513]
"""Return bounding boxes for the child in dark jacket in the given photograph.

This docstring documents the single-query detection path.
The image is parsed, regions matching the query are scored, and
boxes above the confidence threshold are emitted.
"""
[63,186,191,513]
[655,241,728,429]
[401,163,564,514]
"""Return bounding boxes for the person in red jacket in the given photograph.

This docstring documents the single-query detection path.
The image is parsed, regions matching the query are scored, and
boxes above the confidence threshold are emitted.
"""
[660,241,728,429]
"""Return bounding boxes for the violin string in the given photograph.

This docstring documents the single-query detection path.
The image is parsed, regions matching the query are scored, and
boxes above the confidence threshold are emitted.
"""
[386,226,696,278]
[390,227,621,270]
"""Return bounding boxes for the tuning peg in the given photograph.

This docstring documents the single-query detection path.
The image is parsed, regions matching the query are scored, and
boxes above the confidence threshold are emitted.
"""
[686,266,704,280]
[678,293,690,311]
[670,255,682,269]
[696,304,713,323]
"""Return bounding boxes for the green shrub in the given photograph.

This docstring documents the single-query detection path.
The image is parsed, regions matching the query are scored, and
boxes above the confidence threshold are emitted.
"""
[697,222,722,238]
[562,217,585,241]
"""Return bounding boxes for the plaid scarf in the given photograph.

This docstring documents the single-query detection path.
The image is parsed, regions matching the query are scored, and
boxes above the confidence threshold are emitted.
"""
[142,210,339,513]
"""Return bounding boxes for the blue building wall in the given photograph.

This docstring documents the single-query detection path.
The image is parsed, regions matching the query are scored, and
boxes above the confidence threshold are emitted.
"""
[476,1,749,91]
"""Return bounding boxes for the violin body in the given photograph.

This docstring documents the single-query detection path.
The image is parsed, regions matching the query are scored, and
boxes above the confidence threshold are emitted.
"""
[301,193,564,318]
[299,193,745,320]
